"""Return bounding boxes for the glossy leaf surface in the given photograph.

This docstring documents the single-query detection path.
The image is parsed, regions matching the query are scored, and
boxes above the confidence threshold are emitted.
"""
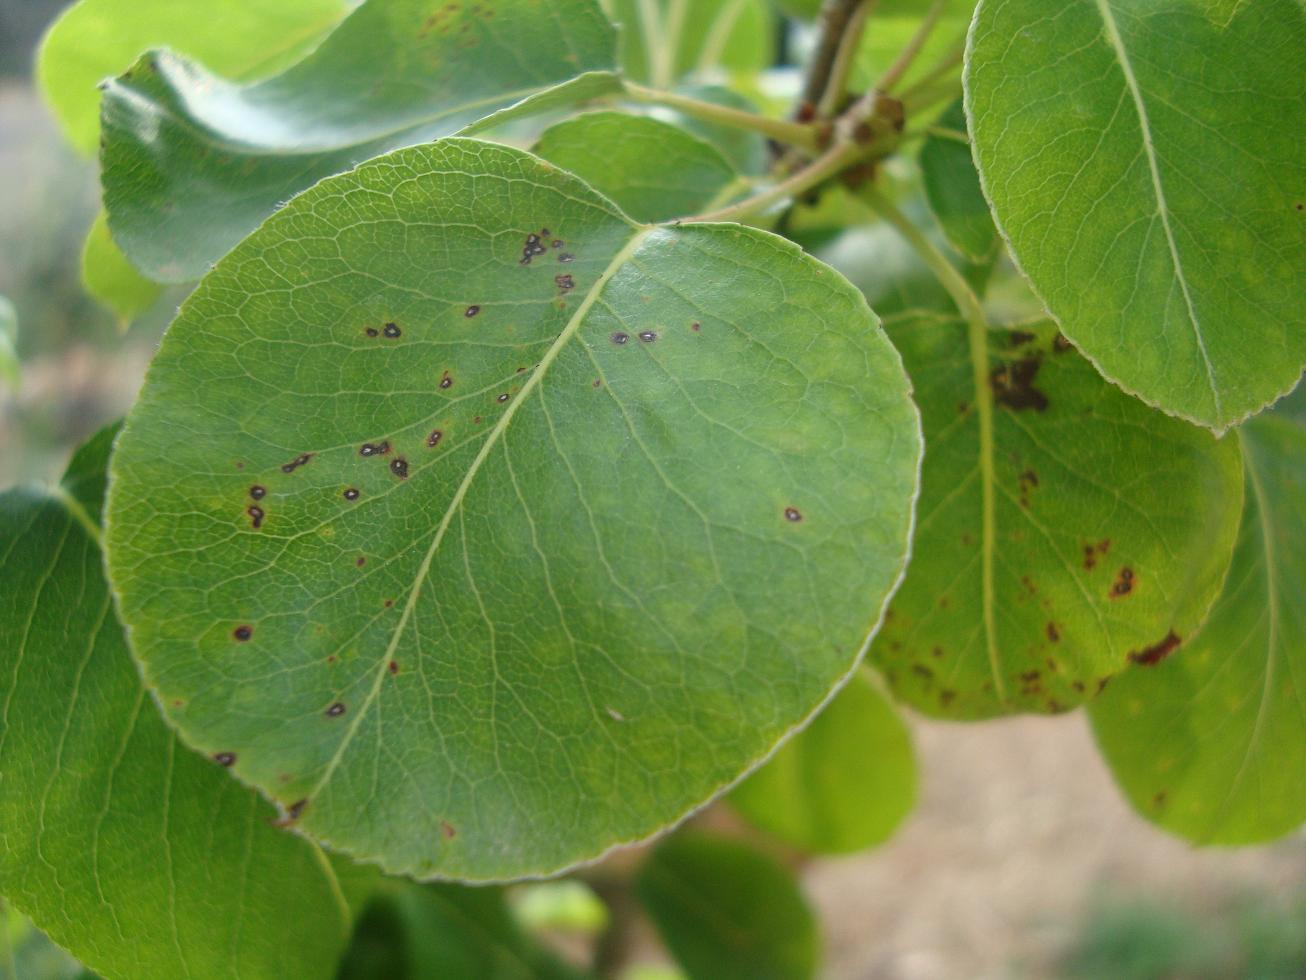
[534,112,738,223]
[730,672,916,853]
[966,0,1306,430]
[637,832,817,980]
[1092,385,1306,844]
[0,427,373,980]
[105,138,923,881]
[872,318,1242,718]
[37,0,351,155]
[100,0,619,281]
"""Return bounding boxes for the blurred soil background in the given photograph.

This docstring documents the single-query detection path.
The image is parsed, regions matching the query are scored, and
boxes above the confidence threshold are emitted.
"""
[1,3,1303,978]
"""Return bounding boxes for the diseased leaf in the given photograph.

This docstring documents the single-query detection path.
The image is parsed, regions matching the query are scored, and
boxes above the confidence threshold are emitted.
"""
[636,833,818,980]
[104,138,922,881]
[36,0,352,155]
[534,112,738,223]
[872,318,1243,718]
[919,100,998,262]
[100,0,619,282]
[606,0,774,87]
[966,0,1306,430]
[338,882,584,980]
[1091,385,1306,844]
[730,672,916,853]
[81,213,161,328]
[0,426,374,980]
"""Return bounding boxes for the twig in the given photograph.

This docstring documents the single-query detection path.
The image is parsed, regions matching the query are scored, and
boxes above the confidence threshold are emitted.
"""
[624,82,820,150]
[815,0,877,116]
[797,0,872,115]
[874,0,949,93]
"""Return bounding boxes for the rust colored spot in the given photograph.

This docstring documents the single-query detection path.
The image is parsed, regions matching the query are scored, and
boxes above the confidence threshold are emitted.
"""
[1046,621,1060,643]
[214,752,236,767]
[1096,676,1113,694]
[555,274,575,292]
[343,488,360,501]
[390,457,409,479]
[1021,575,1037,595]
[784,507,803,522]
[388,661,399,675]
[355,557,366,567]
[795,100,817,122]
[281,453,312,473]
[233,625,253,641]
[273,799,307,827]
[497,392,511,403]
[931,645,944,659]
[1053,333,1073,353]
[441,821,456,839]
[427,429,443,448]
[249,485,266,500]
[638,330,657,343]
[691,321,701,332]
[912,664,934,680]
[1130,630,1181,666]
[1152,790,1168,808]
[365,327,379,337]
[1109,567,1135,598]
[247,505,264,529]
[1072,680,1085,693]
[384,599,394,608]
[592,379,602,388]
[990,356,1049,411]
[439,373,453,389]
[1020,469,1039,489]
[383,322,401,338]
[473,415,482,424]
[1020,670,1041,683]
[464,305,480,318]
[940,689,957,706]
[325,702,346,717]
[611,332,629,345]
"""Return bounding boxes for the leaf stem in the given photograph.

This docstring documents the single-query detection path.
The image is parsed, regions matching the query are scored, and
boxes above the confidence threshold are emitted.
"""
[683,139,865,223]
[799,0,874,114]
[623,82,821,150]
[816,0,878,116]
[874,0,949,93]
[862,184,1006,704]
[898,37,965,105]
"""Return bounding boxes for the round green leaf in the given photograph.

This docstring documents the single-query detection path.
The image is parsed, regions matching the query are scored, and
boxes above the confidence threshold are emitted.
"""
[1091,386,1306,844]
[730,672,916,853]
[872,318,1242,718]
[99,0,620,282]
[534,112,739,224]
[105,138,922,881]
[36,0,351,155]
[965,0,1306,431]
[919,100,998,263]
[636,832,818,980]
[0,427,374,980]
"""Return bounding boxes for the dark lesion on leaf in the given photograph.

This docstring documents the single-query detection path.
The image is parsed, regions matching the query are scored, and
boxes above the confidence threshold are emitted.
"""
[249,484,266,500]
[281,453,312,473]
[246,505,265,529]
[1109,567,1135,598]
[390,457,409,479]
[325,702,346,717]
[990,356,1048,411]
[233,625,253,642]
[1129,630,1180,666]
[382,322,401,338]
[273,799,307,828]
[214,752,236,767]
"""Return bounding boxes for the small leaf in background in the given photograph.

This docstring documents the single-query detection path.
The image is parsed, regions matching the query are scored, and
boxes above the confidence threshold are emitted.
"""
[513,881,610,936]
[337,882,585,980]
[534,112,739,223]
[80,213,161,329]
[966,0,1306,431]
[105,138,922,881]
[605,0,774,88]
[637,832,818,980]
[1091,385,1306,845]
[919,100,998,262]
[37,0,353,155]
[99,0,619,282]
[0,296,18,389]
[730,672,917,853]
[873,319,1243,718]
[0,426,374,980]
[852,0,975,95]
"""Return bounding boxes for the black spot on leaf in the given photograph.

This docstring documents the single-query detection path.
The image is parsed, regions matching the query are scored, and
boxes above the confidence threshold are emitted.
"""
[326,702,346,717]
[233,625,253,642]
[214,752,236,767]
[638,330,657,343]
[611,332,629,345]
[281,453,312,473]
[465,305,480,318]
[990,356,1049,411]
[1110,567,1135,598]
[555,274,574,292]
[1130,630,1180,666]
[427,429,443,447]
[383,322,401,338]
[343,488,360,501]
[249,485,266,500]
[365,327,379,337]
[390,457,409,479]
[784,507,803,522]
[439,372,454,389]
[247,505,264,529]
[497,392,510,403]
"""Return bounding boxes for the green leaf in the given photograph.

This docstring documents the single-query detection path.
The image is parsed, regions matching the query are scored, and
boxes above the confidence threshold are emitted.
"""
[337,882,585,980]
[729,672,916,853]
[1090,385,1306,844]
[0,296,17,389]
[871,318,1243,718]
[852,0,974,94]
[919,100,998,263]
[0,426,374,980]
[37,0,352,156]
[104,138,922,881]
[636,832,818,980]
[965,0,1306,431]
[81,213,162,329]
[100,0,619,282]
[534,112,739,223]
[606,0,774,87]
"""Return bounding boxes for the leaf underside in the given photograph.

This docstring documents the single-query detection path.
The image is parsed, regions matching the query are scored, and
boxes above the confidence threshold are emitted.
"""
[105,138,922,881]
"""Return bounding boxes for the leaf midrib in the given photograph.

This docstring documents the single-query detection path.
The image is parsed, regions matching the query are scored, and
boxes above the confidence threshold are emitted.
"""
[305,224,654,808]
[1090,0,1222,419]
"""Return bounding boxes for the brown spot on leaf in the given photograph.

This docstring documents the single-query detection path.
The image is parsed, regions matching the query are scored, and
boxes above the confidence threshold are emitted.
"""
[388,661,399,675]
[1130,630,1181,666]
[325,702,346,717]
[912,664,934,680]
[691,321,701,332]
[441,821,457,839]
[439,372,454,389]
[1109,567,1134,598]
[214,752,236,767]
[464,305,480,318]
[390,457,409,479]
[784,507,803,522]
[1020,670,1041,683]
[1053,333,1073,353]
[1006,330,1037,347]
[281,453,312,473]
[638,330,657,343]
[273,799,307,827]
[249,485,266,500]
[990,356,1049,411]
[555,274,575,292]
[1046,621,1060,643]
[343,488,360,501]
[233,625,253,642]
[247,505,264,530]
[365,327,379,337]
[427,429,443,448]
[383,322,401,338]
[497,392,511,403]
[611,332,629,345]
[355,557,366,567]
